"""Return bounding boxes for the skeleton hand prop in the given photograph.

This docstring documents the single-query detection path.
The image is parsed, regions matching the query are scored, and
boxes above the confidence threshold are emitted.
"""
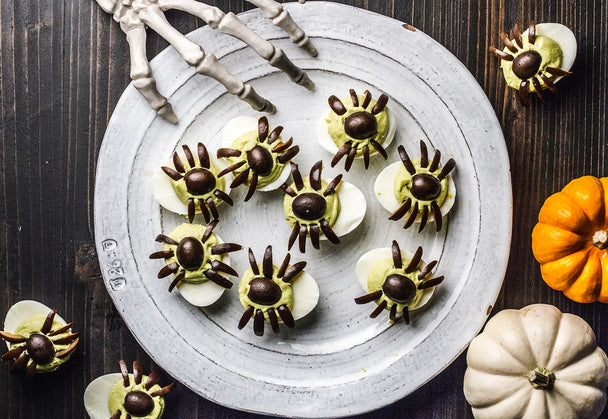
[96,0,316,123]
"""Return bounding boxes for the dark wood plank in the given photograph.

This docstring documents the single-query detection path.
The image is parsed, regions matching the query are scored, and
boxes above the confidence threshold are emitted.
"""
[1,1,608,418]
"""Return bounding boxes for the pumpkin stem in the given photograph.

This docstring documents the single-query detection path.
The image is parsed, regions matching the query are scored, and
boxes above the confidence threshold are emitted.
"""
[527,366,555,390]
[592,230,608,249]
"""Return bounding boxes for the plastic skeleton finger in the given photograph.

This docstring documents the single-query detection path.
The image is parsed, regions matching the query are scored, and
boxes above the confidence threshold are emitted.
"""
[158,0,314,90]
[249,0,317,57]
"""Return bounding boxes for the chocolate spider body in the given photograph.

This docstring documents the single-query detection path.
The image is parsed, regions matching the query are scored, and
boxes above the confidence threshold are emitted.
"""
[355,241,444,324]
[109,360,174,419]
[150,221,241,292]
[217,116,299,201]
[162,143,233,223]
[490,22,572,106]
[238,246,306,336]
[0,309,79,376]
[390,141,455,232]
[282,161,343,253]
[326,89,390,171]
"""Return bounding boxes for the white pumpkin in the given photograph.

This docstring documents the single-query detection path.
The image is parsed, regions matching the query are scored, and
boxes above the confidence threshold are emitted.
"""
[464,304,608,419]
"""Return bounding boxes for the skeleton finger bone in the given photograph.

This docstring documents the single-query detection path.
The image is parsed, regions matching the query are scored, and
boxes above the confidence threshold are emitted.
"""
[157,0,313,89]
[248,0,317,57]
[135,1,276,114]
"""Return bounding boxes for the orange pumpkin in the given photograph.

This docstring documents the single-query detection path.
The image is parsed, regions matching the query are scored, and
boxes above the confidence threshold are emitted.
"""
[532,175,608,303]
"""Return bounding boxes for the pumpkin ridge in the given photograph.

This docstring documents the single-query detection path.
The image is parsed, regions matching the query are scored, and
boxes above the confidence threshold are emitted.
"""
[532,223,588,264]
[539,192,593,235]
[539,248,591,291]
[562,176,606,227]
[518,305,562,368]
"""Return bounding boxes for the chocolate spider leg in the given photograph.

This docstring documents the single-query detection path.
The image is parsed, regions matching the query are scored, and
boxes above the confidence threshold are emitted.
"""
[162,166,183,181]
[389,304,398,322]
[345,145,357,171]
[182,145,196,167]
[391,240,402,269]
[211,243,243,254]
[133,361,143,384]
[349,89,359,107]
[135,2,276,113]
[540,73,559,95]
[267,309,280,333]
[197,143,210,168]
[370,300,387,318]
[2,345,26,361]
[309,160,323,191]
[489,46,514,61]
[263,245,274,278]
[531,77,544,101]
[277,146,300,164]
[419,141,428,168]
[150,249,175,259]
[437,158,456,180]
[354,290,382,304]
[519,80,531,107]
[244,174,258,201]
[173,152,186,173]
[272,136,292,152]
[197,198,211,223]
[168,271,186,292]
[258,116,269,142]
[25,361,37,377]
[309,224,320,249]
[51,333,80,345]
[158,0,314,89]
[247,0,318,57]
[119,359,130,386]
[402,307,410,324]
[267,127,284,145]
[150,383,175,397]
[361,90,372,108]
[119,10,177,123]
[158,262,179,278]
[404,247,423,273]
[499,32,518,54]
[418,275,445,289]
[431,201,443,231]
[428,149,441,172]
[328,96,347,115]
[288,223,300,250]
[320,219,340,244]
[418,260,438,281]
[11,352,29,372]
[213,189,233,206]
[331,142,352,167]
[546,67,572,77]
[204,270,234,288]
[370,139,387,159]
[254,309,265,336]
[403,202,419,229]
[55,337,79,358]
[323,174,342,196]
[0,331,26,343]
[217,148,241,158]
[211,260,239,276]
[110,411,121,419]
[398,145,416,175]
[418,206,429,233]
[282,261,307,282]
[513,23,523,49]
[277,253,291,278]
[206,198,219,220]
[362,145,370,169]
[389,198,411,221]
[277,305,295,328]
[145,370,161,390]
[156,234,179,245]
[290,162,304,191]
[230,168,250,188]
[282,183,297,197]
[371,94,388,115]
[41,310,57,334]
[298,224,308,253]
[238,306,255,329]
[528,21,536,44]
[248,248,260,275]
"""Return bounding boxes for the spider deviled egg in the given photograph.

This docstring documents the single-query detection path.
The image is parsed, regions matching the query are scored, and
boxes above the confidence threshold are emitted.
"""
[149,220,242,307]
[282,161,366,253]
[84,360,174,419]
[355,241,445,324]
[217,115,300,201]
[237,246,319,337]
[490,21,577,106]
[316,88,397,171]
[151,142,233,223]
[0,300,79,376]
[375,140,456,232]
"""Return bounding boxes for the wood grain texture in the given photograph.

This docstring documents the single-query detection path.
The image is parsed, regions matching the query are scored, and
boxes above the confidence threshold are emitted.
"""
[0,0,607,418]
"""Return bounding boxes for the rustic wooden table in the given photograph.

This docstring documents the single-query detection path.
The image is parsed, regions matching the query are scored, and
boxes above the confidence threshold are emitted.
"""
[1,0,607,417]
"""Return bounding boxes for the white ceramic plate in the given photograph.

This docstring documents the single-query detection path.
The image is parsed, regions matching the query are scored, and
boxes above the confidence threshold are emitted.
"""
[94,2,511,417]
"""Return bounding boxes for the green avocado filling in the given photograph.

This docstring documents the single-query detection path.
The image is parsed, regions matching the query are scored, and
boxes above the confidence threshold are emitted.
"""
[226,129,285,188]
[238,265,294,321]
[501,34,563,91]
[163,223,221,284]
[10,314,73,373]
[367,258,425,314]
[283,178,340,227]
[326,94,389,156]
[108,375,165,419]
[169,159,225,208]
[393,158,449,209]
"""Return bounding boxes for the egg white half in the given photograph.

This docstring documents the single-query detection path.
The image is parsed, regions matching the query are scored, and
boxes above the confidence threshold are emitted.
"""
[356,247,435,310]
[290,271,320,320]
[529,23,577,81]
[319,179,366,240]
[83,373,122,419]
[4,300,68,350]
[316,106,397,159]
[374,161,456,223]
[151,147,231,215]
[220,116,291,192]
